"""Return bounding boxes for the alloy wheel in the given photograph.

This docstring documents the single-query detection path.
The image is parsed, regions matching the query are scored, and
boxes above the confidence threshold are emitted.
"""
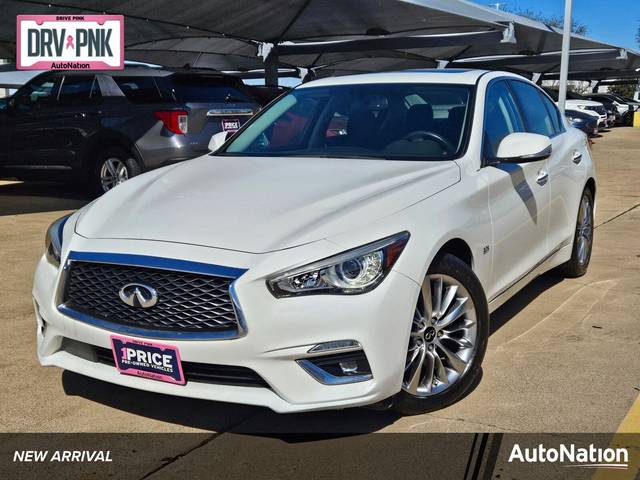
[576,194,593,266]
[402,274,478,397]
[100,158,129,192]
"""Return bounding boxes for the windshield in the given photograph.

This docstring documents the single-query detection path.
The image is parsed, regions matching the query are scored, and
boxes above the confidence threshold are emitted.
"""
[167,76,254,103]
[221,83,473,160]
[610,94,630,103]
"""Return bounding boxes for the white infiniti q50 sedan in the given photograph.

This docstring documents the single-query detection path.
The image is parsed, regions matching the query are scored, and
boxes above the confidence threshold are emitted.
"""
[34,70,595,415]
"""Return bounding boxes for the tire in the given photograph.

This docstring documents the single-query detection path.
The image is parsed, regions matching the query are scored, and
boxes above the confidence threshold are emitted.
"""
[90,147,141,196]
[392,253,489,415]
[623,112,633,127]
[558,188,594,278]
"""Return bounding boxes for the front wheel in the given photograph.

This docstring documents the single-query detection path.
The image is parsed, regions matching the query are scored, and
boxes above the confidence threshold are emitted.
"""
[392,254,489,415]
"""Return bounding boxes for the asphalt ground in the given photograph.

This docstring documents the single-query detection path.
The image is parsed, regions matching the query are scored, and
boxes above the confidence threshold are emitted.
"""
[1,127,639,448]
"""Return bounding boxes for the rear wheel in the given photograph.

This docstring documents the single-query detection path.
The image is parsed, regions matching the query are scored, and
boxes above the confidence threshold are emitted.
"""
[392,254,489,415]
[91,147,141,195]
[559,188,594,278]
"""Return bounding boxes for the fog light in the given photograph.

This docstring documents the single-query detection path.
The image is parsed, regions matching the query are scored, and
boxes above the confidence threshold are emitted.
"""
[339,360,358,374]
[297,350,372,385]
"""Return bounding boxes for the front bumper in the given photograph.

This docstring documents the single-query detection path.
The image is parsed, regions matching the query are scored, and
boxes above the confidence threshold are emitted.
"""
[33,238,420,413]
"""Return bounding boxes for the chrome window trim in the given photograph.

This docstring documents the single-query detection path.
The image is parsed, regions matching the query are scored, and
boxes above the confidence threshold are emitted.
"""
[56,251,248,341]
[207,108,254,117]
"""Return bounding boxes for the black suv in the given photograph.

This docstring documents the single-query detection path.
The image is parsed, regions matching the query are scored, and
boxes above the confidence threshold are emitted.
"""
[0,67,260,193]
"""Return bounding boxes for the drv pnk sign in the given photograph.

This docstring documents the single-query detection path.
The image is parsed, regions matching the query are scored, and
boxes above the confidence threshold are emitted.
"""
[17,15,124,70]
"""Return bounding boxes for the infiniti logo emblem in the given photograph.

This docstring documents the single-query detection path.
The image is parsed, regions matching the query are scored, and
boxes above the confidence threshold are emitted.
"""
[118,283,158,309]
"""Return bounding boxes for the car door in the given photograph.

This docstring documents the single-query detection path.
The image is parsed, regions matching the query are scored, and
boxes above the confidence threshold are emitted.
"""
[509,80,581,256]
[480,80,551,301]
[49,74,103,170]
[0,97,11,166]
[10,73,62,169]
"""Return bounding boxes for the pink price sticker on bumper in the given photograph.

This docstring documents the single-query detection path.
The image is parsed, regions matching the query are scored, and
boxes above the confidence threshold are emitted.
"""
[16,15,124,70]
[110,335,185,385]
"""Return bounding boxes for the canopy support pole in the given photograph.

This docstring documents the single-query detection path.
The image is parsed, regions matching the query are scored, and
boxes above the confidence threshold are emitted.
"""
[259,42,279,87]
[264,53,279,87]
[557,0,573,114]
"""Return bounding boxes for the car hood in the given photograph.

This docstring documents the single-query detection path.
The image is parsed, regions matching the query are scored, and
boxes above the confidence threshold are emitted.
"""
[76,154,460,253]
[565,99,603,107]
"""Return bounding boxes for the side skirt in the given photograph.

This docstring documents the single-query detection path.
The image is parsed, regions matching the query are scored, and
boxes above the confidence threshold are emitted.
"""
[487,241,572,313]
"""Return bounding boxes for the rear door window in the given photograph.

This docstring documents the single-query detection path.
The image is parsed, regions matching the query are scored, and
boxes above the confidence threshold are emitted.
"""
[538,91,564,134]
[114,76,163,103]
[58,75,101,106]
[509,81,557,137]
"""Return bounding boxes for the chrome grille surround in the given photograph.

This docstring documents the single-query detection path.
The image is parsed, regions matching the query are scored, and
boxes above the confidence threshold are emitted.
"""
[57,252,248,340]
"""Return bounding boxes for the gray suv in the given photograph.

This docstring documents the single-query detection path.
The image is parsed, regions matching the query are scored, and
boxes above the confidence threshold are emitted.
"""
[0,67,260,193]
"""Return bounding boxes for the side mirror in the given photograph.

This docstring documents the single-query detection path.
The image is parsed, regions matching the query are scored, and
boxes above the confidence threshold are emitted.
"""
[495,132,552,163]
[208,131,229,152]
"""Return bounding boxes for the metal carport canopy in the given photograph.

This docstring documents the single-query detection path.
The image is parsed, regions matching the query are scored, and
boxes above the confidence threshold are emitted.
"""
[447,48,640,73]
[0,0,634,84]
[274,1,613,74]
[543,68,640,82]
[0,0,509,65]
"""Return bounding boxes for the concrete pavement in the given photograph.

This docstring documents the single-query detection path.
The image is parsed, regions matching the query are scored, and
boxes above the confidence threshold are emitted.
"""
[1,127,639,439]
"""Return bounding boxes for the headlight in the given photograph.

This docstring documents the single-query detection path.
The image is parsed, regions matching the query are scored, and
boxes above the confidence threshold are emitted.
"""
[44,215,71,267]
[267,231,410,297]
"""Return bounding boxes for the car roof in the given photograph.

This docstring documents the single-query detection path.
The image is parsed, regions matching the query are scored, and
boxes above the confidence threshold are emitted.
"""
[42,67,240,80]
[298,69,492,88]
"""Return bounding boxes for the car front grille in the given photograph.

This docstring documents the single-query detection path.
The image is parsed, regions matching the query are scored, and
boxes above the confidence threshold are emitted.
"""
[62,261,239,334]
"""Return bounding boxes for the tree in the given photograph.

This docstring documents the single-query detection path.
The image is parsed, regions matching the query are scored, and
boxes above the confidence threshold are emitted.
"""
[609,84,637,98]
[507,8,588,35]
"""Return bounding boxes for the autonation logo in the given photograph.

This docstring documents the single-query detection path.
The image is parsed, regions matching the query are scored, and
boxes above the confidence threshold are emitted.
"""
[509,443,629,470]
[16,14,123,70]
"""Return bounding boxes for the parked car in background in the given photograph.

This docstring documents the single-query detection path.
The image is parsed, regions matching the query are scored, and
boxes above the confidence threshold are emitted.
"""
[565,109,598,136]
[0,67,260,193]
[35,70,596,415]
[583,92,634,126]
[602,103,618,128]
[543,88,607,127]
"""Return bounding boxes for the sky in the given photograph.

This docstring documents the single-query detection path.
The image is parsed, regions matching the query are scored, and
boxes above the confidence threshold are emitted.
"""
[469,0,640,51]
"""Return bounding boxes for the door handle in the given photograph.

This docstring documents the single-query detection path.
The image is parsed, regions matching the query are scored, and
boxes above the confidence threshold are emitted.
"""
[536,169,549,185]
[74,111,100,118]
[572,151,583,164]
